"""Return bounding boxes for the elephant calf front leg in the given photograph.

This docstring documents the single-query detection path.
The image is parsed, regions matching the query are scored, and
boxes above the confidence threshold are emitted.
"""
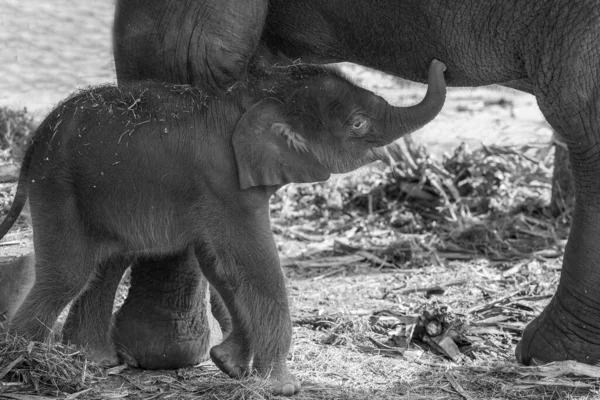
[196,226,300,396]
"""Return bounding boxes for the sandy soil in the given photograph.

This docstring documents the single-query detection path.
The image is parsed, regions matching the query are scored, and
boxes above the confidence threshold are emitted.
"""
[0,0,115,114]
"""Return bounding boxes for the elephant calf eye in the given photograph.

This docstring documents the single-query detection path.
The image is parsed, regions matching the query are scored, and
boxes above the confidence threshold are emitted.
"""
[349,117,370,134]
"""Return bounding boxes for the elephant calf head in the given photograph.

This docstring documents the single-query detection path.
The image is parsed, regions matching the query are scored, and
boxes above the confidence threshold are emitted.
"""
[234,59,447,189]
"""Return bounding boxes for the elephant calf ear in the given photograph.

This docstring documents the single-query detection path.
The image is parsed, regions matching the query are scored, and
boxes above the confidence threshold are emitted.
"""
[232,98,330,189]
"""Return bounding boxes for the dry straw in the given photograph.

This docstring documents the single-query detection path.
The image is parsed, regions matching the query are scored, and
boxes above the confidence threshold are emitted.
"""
[0,331,103,395]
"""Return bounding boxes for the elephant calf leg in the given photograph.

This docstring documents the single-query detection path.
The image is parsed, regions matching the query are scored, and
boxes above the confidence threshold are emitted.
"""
[210,286,232,337]
[62,256,129,366]
[10,242,103,344]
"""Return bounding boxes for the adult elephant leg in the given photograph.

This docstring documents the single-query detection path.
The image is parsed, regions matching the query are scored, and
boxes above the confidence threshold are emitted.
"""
[62,256,130,366]
[113,0,268,90]
[550,132,575,215]
[195,211,300,396]
[111,247,222,369]
[516,26,600,364]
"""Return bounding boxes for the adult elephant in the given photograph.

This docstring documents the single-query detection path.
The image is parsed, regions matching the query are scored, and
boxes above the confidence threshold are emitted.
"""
[113,0,600,367]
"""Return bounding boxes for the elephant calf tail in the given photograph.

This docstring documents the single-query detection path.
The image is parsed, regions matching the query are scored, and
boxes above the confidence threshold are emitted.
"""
[0,143,34,239]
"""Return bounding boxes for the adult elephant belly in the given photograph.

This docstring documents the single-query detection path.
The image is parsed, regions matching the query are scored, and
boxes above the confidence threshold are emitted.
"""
[260,0,600,366]
[261,0,529,88]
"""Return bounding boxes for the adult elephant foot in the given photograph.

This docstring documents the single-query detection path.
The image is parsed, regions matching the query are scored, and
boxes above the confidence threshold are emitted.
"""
[111,247,223,369]
[79,343,121,366]
[515,190,600,365]
[516,290,600,365]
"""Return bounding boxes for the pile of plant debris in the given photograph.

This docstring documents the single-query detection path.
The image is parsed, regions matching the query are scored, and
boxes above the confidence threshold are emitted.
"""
[271,134,567,271]
[0,332,104,396]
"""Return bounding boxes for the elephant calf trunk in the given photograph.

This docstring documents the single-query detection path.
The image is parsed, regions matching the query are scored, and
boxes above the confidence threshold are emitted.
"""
[382,59,447,143]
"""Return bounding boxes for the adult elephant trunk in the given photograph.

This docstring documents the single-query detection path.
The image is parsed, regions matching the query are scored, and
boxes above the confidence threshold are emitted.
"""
[379,60,447,144]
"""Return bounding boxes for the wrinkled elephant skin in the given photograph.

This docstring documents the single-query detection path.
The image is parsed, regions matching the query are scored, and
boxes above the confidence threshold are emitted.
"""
[111,248,223,369]
[113,0,268,91]
[2,61,447,395]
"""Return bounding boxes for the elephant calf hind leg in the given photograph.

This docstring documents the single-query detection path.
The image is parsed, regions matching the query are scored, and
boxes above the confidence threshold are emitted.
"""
[210,287,232,337]
[62,256,130,366]
[10,250,102,343]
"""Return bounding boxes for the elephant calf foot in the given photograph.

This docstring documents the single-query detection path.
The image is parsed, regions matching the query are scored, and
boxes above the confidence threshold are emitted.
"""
[255,362,301,396]
[63,327,119,366]
[516,296,600,365]
[210,340,251,379]
[82,343,120,366]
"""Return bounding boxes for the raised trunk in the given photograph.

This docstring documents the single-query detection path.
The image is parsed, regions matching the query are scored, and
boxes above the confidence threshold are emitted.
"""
[379,60,447,144]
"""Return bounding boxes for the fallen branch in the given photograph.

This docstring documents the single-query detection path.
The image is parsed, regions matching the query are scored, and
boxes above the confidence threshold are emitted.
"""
[395,279,468,296]
[467,289,524,314]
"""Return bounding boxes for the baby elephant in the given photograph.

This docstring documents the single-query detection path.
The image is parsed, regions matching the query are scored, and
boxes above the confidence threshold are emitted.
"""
[1,60,446,396]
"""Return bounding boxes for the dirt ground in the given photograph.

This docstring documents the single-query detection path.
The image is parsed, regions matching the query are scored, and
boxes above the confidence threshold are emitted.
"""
[2,2,598,400]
